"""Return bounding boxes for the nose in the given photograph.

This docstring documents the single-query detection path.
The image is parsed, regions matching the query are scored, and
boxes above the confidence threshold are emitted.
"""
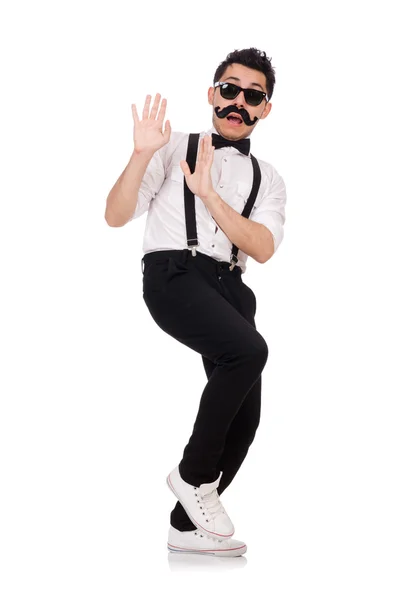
[235,89,246,106]
[232,91,249,113]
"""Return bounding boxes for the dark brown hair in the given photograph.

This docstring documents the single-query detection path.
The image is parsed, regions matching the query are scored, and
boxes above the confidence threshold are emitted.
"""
[213,47,276,100]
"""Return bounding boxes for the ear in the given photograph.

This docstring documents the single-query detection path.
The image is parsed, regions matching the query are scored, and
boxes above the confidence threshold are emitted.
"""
[260,102,272,119]
[208,87,214,105]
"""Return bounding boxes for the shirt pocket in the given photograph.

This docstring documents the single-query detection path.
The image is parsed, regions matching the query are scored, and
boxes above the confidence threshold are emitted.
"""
[237,180,250,198]
[170,165,185,183]
[237,180,259,211]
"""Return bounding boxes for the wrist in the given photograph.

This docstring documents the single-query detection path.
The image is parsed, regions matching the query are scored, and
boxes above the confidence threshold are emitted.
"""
[132,148,155,160]
[204,189,219,205]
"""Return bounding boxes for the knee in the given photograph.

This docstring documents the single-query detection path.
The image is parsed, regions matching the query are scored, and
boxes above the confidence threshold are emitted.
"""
[240,341,268,376]
[236,335,268,372]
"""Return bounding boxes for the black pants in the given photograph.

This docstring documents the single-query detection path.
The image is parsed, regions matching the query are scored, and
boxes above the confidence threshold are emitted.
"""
[141,249,268,531]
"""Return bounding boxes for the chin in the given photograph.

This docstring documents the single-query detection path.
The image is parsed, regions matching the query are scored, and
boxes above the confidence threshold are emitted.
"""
[217,120,246,134]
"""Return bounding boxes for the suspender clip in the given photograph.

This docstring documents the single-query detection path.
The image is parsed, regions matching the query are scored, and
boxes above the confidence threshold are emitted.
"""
[229,253,238,271]
[187,239,199,257]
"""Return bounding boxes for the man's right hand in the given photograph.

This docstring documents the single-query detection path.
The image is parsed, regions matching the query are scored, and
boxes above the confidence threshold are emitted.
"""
[131,93,171,155]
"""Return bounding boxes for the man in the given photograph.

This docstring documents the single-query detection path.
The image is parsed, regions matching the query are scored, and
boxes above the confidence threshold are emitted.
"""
[105,47,287,558]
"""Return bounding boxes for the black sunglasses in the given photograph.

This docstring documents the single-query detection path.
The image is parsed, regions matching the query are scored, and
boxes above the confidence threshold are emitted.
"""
[214,81,268,106]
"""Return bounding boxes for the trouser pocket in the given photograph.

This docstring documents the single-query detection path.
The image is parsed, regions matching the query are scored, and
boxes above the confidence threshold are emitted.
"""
[143,256,189,294]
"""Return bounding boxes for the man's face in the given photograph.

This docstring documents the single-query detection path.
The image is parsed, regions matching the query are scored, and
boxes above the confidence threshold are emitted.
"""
[208,63,272,139]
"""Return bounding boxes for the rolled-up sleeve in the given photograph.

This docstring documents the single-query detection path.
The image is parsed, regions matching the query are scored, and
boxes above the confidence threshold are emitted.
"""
[249,167,287,253]
[128,144,167,221]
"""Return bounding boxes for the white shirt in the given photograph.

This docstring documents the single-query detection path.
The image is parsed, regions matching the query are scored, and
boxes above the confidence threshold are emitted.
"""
[129,124,286,273]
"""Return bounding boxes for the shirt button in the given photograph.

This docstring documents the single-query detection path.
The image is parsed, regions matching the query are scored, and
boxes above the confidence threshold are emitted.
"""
[224,159,227,162]
[211,244,215,247]
[220,185,223,188]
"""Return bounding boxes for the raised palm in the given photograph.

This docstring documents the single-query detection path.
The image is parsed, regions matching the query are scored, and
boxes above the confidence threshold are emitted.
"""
[180,135,215,200]
[131,93,171,154]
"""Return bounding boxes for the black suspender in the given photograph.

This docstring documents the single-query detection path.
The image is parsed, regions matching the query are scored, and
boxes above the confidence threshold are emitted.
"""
[184,133,262,270]
[184,133,201,257]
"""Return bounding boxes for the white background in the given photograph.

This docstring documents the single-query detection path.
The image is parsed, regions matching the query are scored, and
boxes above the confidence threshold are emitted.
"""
[1,0,396,597]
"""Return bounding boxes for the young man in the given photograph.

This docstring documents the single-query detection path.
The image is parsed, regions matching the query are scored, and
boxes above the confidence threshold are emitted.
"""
[105,47,287,557]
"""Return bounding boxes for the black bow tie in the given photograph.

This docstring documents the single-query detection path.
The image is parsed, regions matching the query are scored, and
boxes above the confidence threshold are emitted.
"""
[211,132,250,156]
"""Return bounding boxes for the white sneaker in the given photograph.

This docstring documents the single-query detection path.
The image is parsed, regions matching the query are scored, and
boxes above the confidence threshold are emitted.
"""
[166,465,234,539]
[167,525,247,557]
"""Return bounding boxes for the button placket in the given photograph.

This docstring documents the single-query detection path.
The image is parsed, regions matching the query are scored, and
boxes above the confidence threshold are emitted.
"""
[216,262,226,281]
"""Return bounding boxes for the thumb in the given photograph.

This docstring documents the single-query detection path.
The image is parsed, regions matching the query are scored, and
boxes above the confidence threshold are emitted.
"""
[180,160,190,176]
[164,119,171,141]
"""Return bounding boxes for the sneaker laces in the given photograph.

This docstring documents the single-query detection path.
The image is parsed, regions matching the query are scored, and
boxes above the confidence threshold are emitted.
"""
[199,488,225,519]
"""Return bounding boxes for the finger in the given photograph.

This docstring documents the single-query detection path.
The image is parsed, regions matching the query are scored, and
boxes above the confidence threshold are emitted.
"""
[180,160,190,176]
[156,97,167,122]
[204,136,211,160]
[131,103,138,125]
[206,137,212,163]
[202,135,208,155]
[142,94,152,120]
[206,135,212,158]
[149,93,161,120]
[197,137,204,165]
[164,119,172,139]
